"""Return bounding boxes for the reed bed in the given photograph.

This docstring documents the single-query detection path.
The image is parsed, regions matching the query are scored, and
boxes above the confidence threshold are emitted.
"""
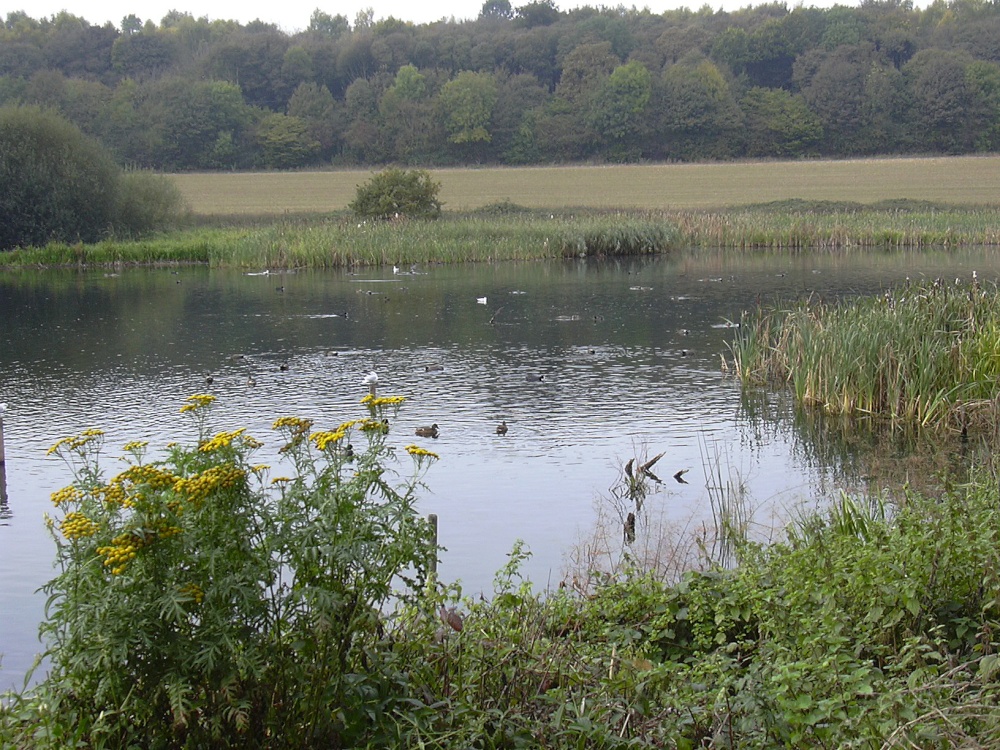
[672,202,1000,249]
[7,203,1000,270]
[730,275,1000,431]
[0,214,676,269]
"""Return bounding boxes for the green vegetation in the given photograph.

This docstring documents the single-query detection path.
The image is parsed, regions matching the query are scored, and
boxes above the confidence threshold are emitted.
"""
[0,212,678,268]
[730,276,1000,432]
[0,106,185,251]
[4,3,1000,167]
[349,168,442,220]
[7,199,1000,269]
[6,396,1000,748]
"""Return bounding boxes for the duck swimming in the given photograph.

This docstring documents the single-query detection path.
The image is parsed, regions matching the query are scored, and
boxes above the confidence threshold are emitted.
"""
[496,420,508,436]
[415,424,440,438]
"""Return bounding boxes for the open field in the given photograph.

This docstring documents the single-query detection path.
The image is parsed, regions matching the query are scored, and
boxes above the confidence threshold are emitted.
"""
[171,156,1000,215]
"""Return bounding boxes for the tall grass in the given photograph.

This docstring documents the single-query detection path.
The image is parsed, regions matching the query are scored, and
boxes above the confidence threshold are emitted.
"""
[7,202,1000,269]
[672,201,1000,249]
[0,213,677,269]
[730,275,1000,431]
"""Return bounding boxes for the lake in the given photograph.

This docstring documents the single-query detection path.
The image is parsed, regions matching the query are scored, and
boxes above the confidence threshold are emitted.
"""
[1,248,995,691]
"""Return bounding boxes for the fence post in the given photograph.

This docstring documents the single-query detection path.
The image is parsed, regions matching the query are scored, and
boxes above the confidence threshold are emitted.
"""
[428,513,438,576]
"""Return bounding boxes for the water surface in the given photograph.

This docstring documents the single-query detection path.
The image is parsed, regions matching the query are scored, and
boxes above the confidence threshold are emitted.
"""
[1,249,995,690]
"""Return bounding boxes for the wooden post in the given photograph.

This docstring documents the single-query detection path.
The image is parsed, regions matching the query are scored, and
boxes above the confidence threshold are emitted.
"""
[428,513,438,576]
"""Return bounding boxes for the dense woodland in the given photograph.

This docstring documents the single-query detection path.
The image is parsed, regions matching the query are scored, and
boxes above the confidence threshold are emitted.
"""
[2,0,1000,170]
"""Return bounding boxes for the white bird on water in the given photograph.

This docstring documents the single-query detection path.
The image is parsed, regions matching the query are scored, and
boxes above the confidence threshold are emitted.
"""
[476,296,487,305]
[362,371,379,386]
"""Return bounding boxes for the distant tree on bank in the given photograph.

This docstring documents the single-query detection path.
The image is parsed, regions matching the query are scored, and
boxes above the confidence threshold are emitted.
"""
[0,106,184,251]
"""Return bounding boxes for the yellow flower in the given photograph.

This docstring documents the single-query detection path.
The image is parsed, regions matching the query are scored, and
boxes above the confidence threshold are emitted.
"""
[180,394,216,413]
[310,429,347,451]
[47,429,105,455]
[59,512,98,540]
[405,444,439,460]
[51,485,84,508]
[360,394,407,406]
[272,416,313,433]
[122,440,148,452]
[199,428,247,452]
[271,476,293,485]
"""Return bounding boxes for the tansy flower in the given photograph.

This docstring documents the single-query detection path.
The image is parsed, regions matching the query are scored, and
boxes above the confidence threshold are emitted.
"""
[180,394,216,413]
[360,394,407,406]
[59,512,98,540]
[405,444,439,460]
[50,485,84,508]
[310,430,347,451]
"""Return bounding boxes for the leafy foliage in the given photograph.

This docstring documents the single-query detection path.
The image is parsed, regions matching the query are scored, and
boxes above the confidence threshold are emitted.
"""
[0,106,184,250]
[0,105,119,250]
[349,168,442,221]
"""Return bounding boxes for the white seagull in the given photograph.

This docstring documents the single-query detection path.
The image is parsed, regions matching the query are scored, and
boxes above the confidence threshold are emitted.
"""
[476,296,487,305]
[362,371,379,386]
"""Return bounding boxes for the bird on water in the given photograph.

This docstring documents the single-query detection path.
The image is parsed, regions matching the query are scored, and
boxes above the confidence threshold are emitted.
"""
[496,420,508,435]
[415,424,440,438]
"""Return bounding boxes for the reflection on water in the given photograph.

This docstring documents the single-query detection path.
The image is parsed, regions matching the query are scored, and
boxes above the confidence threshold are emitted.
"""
[2,248,999,690]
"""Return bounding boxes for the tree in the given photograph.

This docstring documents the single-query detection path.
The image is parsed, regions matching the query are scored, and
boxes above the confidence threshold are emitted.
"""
[254,112,321,168]
[438,70,498,145]
[588,60,652,157]
[0,106,182,250]
[307,9,350,38]
[740,86,823,157]
[350,168,442,220]
[480,0,514,21]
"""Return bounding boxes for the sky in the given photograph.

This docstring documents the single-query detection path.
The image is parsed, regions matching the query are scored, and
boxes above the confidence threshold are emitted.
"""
[8,0,862,34]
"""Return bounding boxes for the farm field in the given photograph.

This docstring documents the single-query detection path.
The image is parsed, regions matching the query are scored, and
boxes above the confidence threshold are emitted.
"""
[170,155,1000,215]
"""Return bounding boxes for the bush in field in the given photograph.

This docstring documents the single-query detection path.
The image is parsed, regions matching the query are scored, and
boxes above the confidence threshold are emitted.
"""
[0,106,184,251]
[22,393,436,748]
[349,168,442,220]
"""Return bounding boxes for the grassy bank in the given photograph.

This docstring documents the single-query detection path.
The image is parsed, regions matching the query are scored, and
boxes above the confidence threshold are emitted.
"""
[4,201,1000,269]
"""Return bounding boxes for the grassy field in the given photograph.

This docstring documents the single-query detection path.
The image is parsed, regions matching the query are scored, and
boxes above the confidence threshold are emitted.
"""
[171,155,1000,215]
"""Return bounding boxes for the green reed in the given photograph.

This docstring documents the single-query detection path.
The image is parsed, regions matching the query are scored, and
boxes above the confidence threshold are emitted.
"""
[674,203,1000,249]
[731,275,1000,431]
[6,203,1000,269]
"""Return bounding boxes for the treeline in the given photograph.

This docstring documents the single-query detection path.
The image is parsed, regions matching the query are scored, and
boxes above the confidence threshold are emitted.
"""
[2,0,1000,170]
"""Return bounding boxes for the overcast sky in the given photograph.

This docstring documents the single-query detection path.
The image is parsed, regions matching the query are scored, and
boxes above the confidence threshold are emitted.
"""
[8,0,886,34]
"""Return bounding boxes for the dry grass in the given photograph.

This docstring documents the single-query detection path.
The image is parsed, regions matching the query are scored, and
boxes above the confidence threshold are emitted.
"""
[170,156,1000,215]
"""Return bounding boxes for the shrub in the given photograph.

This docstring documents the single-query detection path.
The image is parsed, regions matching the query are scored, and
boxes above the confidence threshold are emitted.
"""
[114,171,187,237]
[349,168,442,220]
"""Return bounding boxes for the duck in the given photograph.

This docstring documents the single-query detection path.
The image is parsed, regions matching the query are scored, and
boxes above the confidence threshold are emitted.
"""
[425,364,444,372]
[525,374,544,382]
[279,362,289,371]
[247,375,257,387]
[205,374,214,385]
[415,424,440,438]
[496,420,508,436]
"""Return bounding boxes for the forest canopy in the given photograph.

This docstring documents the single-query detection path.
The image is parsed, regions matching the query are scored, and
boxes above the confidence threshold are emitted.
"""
[2,0,999,170]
